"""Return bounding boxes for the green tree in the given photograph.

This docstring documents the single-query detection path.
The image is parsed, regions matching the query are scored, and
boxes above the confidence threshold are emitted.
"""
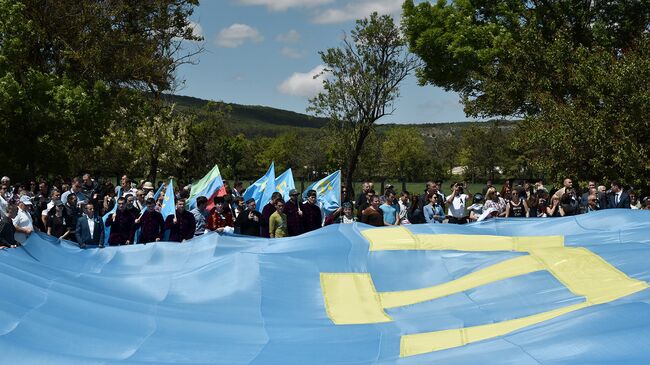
[308,12,419,195]
[457,123,508,182]
[380,127,430,182]
[402,0,650,188]
[0,0,202,179]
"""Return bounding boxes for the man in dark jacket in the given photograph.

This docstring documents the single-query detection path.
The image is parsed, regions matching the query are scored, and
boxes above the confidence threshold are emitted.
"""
[64,193,81,242]
[75,203,104,249]
[105,197,136,246]
[260,192,282,238]
[606,180,631,209]
[284,189,302,236]
[235,198,262,237]
[134,198,164,243]
[164,199,196,242]
[301,189,322,233]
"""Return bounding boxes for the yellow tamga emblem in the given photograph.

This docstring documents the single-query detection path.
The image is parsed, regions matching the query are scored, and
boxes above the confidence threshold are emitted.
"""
[320,226,648,357]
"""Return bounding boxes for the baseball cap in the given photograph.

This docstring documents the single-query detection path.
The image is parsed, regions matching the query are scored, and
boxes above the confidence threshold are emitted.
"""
[19,196,32,205]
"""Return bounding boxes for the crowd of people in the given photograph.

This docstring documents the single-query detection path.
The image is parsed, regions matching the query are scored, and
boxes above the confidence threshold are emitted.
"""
[1,174,648,249]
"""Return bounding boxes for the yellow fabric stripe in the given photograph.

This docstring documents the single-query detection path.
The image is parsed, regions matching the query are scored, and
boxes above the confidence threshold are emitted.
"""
[379,255,544,309]
[362,226,418,251]
[362,226,564,252]
[531,247,649,304]
[400,302,590,357]
[319,273,392,325]
[416,234,565,252]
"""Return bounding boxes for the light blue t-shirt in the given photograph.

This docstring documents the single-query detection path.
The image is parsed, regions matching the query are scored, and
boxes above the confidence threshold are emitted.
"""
[380,203,398,225]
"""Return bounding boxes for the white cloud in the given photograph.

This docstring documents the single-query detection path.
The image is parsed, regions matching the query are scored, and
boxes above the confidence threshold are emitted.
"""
[278,65,328,97]
[312,0,403,24]
[216,24,264,48]
[237,0,334,11]
[188,21,203,37]
[276,29,301,43]
[280,47,305,59]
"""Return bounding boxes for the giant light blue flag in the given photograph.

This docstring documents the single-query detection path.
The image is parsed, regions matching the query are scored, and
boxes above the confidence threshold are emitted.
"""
[2,210,650,364]
[274,168,295,202]
[243,162,275,208]
[303,170,341,217]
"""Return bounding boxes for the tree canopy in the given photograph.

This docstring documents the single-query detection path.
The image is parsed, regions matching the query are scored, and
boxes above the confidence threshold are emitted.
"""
[402,0,650,188]
[0,0,202,180]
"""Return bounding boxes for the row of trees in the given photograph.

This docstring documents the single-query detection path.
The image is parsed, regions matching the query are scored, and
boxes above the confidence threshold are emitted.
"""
[1,1,648,192]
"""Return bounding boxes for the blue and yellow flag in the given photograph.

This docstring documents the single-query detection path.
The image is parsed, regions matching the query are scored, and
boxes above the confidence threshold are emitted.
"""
[243,162,275,208]
[274,168,295,202]
[160,179,176,220]
[2,210,650,364]
[303,170,341,216]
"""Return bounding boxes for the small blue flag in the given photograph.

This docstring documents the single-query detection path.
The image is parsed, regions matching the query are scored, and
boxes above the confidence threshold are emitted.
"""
[101,188,123,245]
[274,168,296,202]
[303,170,341,217]
[243,162,275,209]
[160,179,176,220]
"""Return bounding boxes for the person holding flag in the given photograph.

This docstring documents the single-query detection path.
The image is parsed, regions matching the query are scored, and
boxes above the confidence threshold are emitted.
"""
[300,190,322,233]
[134,198,165,243]
[302,170,341,228]
[260,192,282,238]
[105,197,136,246]
[284,189,303,236]
[164,199,195,242]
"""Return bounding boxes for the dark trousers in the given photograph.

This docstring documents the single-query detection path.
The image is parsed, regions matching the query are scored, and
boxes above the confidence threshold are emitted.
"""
[448,217,468,224]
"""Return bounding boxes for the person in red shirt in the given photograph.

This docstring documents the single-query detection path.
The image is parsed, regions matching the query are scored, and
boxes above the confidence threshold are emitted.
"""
[207,196,234,233]
[361,196,384,227]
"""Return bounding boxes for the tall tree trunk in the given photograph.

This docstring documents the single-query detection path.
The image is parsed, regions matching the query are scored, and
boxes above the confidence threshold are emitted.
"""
[147,145,159,183]
[344,126,371,198]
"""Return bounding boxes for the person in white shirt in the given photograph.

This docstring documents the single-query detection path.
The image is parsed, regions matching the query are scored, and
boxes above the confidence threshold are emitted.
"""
[0,185,8,218]
[397,191,411,225]
[13,195,34,243]
[41,189,61,227]
[446,182,472,224]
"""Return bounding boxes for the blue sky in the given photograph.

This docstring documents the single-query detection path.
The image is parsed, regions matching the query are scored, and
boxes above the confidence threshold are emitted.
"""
[175,0,471,124]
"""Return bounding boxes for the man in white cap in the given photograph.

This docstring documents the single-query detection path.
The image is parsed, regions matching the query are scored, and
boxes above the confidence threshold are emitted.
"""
[13,195,34,243]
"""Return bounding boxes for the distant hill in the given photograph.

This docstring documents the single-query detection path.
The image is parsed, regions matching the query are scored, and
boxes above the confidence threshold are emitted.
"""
[163,93,518,138]
[164,94,328,137]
